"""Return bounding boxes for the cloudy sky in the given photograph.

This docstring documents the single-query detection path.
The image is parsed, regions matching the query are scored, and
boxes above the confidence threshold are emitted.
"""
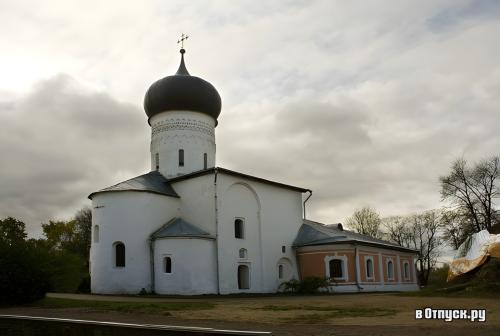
[1,0,499,237]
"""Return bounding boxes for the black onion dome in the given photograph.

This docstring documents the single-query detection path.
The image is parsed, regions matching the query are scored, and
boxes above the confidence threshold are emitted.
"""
[144,49,222,124]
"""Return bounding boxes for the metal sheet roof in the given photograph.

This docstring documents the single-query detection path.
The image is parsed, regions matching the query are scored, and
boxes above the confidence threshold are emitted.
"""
[151,217,214,240]
[88,171,179,199]
[294,219,417,253]
[167,167,310,193]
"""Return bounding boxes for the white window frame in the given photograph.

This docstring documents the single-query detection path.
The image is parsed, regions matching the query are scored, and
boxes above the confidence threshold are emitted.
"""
[403,261,410,280]
[112,241,126,268]
[234,217,245,239]
[238,248,247,259]
[365,256,375,280]
[386,258,395,281]
[278,264,284,280]
[324,255,347,281]
[163,255,172,274]
[93,225,99,243]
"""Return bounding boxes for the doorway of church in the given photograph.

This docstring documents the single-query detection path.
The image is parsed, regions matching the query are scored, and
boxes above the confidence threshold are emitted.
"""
[238,264,250,289]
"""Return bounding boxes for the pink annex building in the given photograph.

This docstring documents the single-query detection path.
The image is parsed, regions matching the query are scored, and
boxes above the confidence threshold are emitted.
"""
[294,220,419,292]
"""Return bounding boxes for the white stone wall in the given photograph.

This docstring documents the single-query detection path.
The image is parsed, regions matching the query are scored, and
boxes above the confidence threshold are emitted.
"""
[90,191,180,294]
[154,238,217,294]
[91,170,305,295]
[215,173,303,294]
[149,111,216,178]
[169,174,216,235]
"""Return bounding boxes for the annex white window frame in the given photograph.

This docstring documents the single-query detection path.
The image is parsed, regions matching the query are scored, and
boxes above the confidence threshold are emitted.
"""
[386,258,395,280]
[324,255,347,281]
[403,261,410,280]
[365,256,375,280]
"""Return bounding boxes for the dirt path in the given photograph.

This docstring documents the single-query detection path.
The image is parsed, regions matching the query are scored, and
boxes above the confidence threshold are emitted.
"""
[1,293,498,336]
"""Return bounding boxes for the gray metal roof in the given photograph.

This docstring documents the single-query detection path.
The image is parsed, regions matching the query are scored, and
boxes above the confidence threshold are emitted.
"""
[167,167,310,193]
[151,217,214,240]
[294,219,417,253]
[88,171,179,199]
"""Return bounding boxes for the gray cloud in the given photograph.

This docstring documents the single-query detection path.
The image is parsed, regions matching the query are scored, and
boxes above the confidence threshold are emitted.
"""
[1,0,500,237]
[0,74,149,236]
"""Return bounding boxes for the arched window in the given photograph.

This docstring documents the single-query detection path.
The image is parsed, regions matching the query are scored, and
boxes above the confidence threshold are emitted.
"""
[93,225,99,243]
[403,262,410,280]
[239,248,247,259]
[281,246,286,253]
[114,242,125,267]
[164,256,172,273]
[238,265,250,289]
[178,149,184,167]
[234,218,244,239]
[203,153,207,169]
[155,153,160,170]
[387,260,394,279]
[278,264,284,279]
[329,259,343,278]
[366,258,374,278]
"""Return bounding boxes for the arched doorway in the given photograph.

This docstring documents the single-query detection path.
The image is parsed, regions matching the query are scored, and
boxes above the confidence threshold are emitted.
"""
[238,265,250,289]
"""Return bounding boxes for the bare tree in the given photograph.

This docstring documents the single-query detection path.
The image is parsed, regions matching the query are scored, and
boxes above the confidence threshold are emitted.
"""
[383,210,441,286]
[346,207,382,238]
[410,211,441,285]
[383,216,413,247]
[439,210,474,249]
[440,156,499,246]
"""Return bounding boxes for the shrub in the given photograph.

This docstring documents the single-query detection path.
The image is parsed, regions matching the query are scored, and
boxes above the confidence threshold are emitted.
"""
[279,277,329,294]
[0,241,50,304]
[299,277,329,294]
[77,275,91,293]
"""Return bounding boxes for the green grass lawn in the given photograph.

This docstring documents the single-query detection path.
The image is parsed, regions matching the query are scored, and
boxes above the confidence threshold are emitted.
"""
[30,297,215,315]
[257,305,397,323]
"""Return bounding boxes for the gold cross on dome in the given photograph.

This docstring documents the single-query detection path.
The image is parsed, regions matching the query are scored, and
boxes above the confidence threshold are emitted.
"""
[177,33,189,49]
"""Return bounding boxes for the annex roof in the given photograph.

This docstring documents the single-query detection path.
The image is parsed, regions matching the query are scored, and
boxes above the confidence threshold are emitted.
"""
[151,217,214,240]
[88,171,179,199]
[294,219,418,253]
[167,167,310,193]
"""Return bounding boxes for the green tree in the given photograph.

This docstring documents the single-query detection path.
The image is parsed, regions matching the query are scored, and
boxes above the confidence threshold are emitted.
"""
[0,217,27,245]
[42,220,76,251]
[74,206,92,267]
[42,207,92,264]
[0,218,50,304]
[41,207,92,292]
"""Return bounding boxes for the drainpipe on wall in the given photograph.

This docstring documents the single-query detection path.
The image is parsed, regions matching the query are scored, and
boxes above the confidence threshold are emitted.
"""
[149,237,156,294]
[214,168,221,295]
[302,190,312,219]
[354,243,363,291]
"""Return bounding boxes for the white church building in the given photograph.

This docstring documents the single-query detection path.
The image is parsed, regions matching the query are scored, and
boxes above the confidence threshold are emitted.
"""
[89,47,419,295]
